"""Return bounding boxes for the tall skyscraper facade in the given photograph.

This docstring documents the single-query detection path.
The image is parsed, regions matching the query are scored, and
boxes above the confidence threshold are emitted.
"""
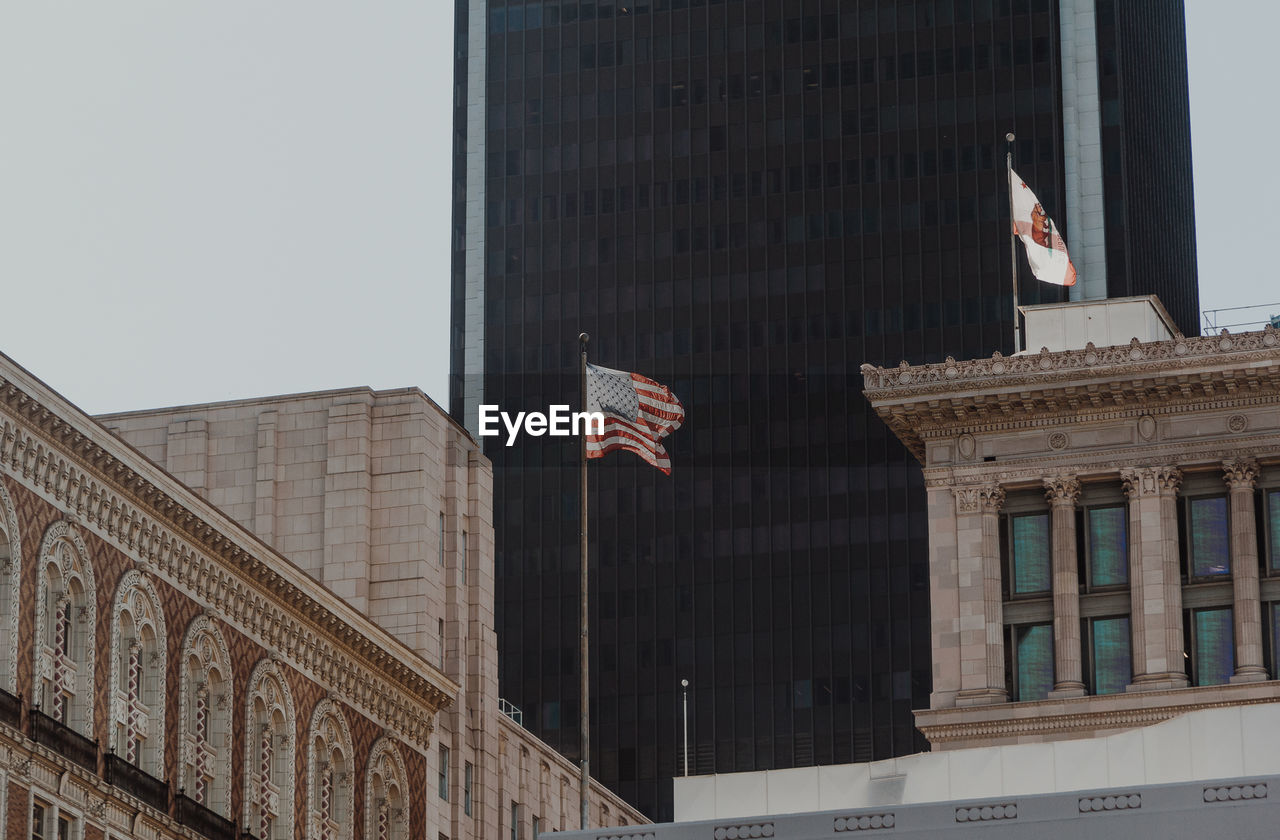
[448,0,1199,820]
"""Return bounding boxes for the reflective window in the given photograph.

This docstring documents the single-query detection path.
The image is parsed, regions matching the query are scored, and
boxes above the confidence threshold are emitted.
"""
[1086,505,1127,587]
[1086,616,1131,694]
[1190,607,1234,686]
[1011,623,1053,701]
[1009,513,1051,595]
[1188,496,1230,577]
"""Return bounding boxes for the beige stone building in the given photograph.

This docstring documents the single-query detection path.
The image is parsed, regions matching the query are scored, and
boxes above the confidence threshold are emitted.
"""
[98,386,644,839]
[0,344,638,840]
[861,299,1280,751]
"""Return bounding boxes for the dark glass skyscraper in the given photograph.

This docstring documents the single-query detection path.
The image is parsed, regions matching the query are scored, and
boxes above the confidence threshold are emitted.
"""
[449,0,1198,820]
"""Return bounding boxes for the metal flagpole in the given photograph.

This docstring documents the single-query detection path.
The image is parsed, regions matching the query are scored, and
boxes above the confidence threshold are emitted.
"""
[578,332,591,831]
[681,679,690,777]
[1006,132,1021,354]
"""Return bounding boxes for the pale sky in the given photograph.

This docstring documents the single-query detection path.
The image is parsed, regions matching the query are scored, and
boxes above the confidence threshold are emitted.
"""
[0,2,1274,415]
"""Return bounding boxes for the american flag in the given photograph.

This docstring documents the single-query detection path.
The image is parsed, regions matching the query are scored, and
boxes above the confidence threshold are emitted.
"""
[585,363,685,474]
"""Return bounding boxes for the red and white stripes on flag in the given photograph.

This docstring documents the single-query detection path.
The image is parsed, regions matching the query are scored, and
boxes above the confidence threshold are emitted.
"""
[585,363,684,474]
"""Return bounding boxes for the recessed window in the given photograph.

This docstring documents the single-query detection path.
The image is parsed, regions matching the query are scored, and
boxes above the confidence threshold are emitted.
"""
[439,745,450,800]
[1187,496,1230,578]
[464,761,474,817]
[1189,607,1234,685]
[1008,513,1051,595]
[1085,616,1131,694]
[1008,623,1053,701]
[1266,491,1280,573]
[1085,505,1128,588]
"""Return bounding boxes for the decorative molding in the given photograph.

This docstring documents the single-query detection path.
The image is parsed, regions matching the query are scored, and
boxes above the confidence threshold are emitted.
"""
[957,433,976,461]
[954,485,1005,514]
[0,480,20,695]
[1222,457,1259,490]
[1137,415,1157,441]
[955,803,1016,823]
[833,813,895,831]
[1203,783,1267,803]
[178,614,234,818]
[33,520,96,736]
[307,697,355,840]
[0,395,447,750]
[1079,793,1141,813]
[109,569,168,774]
[1047,431,1069,451]
[1121,466,1181,499]
[862,326,1280,392]
[713,823,774,840]
[1043,476,1082,506]
[365,736,410,840]
[243,657,297,838]
[1227,414,1248,433]
[916,695,1280,745]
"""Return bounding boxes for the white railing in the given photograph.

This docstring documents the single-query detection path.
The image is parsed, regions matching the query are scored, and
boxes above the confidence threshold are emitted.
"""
[1202,303,1280,333]
[498,698,523,726]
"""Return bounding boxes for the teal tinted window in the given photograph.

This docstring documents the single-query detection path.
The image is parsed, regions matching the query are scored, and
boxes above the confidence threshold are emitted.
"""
[1192,608,1234,686]
[1087,506,1128,587]
[1269,491,1280,572]
[1010,514,1051,594]
[1189,496,1230,577]
[1090,616,1131,695]
[1015,624,1054,701]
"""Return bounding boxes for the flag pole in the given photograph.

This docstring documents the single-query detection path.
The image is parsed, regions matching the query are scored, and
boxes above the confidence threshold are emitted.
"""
[578,332,591,831]
[1006,132,1021,353]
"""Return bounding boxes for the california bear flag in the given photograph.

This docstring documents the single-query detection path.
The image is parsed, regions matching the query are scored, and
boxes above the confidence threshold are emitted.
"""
[1009,168,1077,287]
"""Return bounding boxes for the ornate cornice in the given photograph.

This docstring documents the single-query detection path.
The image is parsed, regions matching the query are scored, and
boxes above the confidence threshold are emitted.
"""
[0,367,454,752]
[861,327,1280,461]
[916,694,1280,746]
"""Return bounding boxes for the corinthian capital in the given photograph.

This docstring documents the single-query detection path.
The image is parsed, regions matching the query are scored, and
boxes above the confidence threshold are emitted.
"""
[1043,475,1082,506]
[1121,466,1182,499]
[954,484,1005,513]
[1222,457,1260,491]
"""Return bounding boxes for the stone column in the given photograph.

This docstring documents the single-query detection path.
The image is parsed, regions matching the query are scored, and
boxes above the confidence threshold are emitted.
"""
[1224,458,1266,682]
[1045,476,1085,696]
[954,484,1008,706]
[1121,467,1189,690]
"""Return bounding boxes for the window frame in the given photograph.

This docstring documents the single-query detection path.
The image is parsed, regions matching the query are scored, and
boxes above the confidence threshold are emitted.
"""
[1081,502,1129,592]
[1185,605,1236,686]
[438,745,450,801]
[1181,492,1233,582]
[1003,621,1054,702]
[1081,614,1132,695]
[1000,495,1053,601]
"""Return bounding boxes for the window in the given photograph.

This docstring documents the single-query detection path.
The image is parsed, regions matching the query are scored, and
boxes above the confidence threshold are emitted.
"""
[1186,496,1230,578]
[246,659,297,840]
[1008,623,1053,701]
[181,616,233,816]
[439,513,446,566]
[1084,616,1131,694]
[32,800,48,840]
[1007,513,1051,595]
[439,745,450,800]
[1266,490,1280,572]
[1188,607,1234,686]
[0,484,18,695]
[110,571,167,776]
[533,816,542,840]
[36,525,96,736]
[367,739,410,840]
[464,761,474,816]
[1084,505,1128,588]
[308,700,354,840]
[439,618,446,670]
[511,802,520,840]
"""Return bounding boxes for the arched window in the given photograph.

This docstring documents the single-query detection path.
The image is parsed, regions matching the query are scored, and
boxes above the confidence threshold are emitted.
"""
[34,523,95,735]
[244,659,296,840]
[307,699,354,840]
[0,482,22,694]
[179,615,233,816]
[110,571,167,776]
[365,737,409,840]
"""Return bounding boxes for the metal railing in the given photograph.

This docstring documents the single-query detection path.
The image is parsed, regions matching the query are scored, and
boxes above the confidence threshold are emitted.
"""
[1202,304,1280,333]
[29,709,97,772]
[104,752,169,813]
[0,687,19,729]
[175,791,239,840]
[499,697,524,726]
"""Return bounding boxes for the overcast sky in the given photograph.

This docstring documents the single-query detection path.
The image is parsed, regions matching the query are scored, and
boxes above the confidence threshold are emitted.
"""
[0,2,1274,415]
